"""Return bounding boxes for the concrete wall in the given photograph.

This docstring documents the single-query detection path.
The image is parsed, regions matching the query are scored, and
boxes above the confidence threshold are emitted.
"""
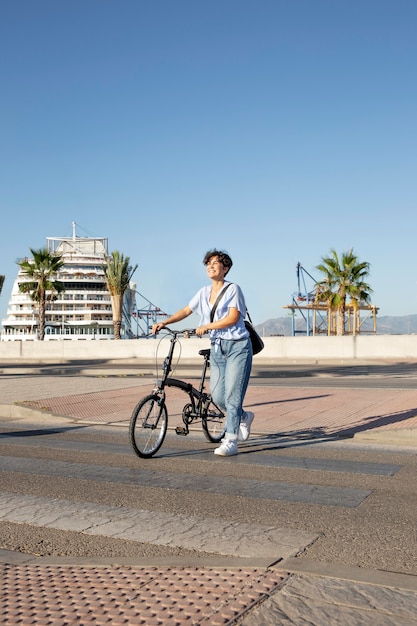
[2,335,417,363]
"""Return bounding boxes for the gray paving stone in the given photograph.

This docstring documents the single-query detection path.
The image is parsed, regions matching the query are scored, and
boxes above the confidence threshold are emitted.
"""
[0,492,318,559]
[241,574,417,625]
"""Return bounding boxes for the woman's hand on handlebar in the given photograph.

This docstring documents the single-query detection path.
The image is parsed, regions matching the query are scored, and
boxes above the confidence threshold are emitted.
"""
[195,325,210,336]
[152,321,208,336]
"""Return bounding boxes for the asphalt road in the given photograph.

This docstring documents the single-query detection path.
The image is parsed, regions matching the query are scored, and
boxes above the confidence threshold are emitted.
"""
[0,409,416,575]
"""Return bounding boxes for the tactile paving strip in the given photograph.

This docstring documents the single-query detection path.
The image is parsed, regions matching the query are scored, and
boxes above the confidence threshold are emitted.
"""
[0,564,289,625]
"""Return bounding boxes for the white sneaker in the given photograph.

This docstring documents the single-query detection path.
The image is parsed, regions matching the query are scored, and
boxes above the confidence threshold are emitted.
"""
[214,438,238,456]
[239,411,254,441]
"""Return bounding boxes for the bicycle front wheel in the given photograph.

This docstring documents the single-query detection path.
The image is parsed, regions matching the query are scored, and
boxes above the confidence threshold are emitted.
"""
[129,394,168,458]
[201,402,226,443]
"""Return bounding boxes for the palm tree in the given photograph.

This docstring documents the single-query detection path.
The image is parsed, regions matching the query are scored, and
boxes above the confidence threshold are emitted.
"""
[315,248,372,336]
[18,247,66,340]
[103,251,138,340]
[0,275,5,295]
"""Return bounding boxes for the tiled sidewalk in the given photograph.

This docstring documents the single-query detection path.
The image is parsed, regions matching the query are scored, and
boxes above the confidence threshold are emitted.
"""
[15,382,417,443]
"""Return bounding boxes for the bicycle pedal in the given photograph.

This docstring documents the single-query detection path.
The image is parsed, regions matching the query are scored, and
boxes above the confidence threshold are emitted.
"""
[175,426,189,436]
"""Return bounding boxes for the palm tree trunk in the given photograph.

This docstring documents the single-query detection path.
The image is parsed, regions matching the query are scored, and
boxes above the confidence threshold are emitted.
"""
[38,294,46,340]
[111,295,123,340]
[337,303,346,336]
[113,320,122,340]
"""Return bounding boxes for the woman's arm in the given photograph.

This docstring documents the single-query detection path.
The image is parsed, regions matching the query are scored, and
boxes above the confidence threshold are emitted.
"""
[152,305,192,334]
[196,307,240,336]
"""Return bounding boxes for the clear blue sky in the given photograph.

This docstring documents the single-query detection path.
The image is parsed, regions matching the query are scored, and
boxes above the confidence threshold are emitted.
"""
[1,0,416,326]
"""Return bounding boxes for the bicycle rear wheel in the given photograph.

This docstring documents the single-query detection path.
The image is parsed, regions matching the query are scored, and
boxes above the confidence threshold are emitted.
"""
[201,402,226,443]
[129,394,168,458]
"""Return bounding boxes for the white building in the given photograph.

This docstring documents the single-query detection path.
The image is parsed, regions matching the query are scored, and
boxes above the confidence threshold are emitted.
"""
[1,224,135,341]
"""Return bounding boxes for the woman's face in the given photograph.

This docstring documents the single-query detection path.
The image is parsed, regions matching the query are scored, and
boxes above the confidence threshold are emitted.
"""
[206,256,227,280]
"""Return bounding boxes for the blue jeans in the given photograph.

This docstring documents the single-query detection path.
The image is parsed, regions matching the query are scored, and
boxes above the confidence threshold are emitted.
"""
[210,338,252,440]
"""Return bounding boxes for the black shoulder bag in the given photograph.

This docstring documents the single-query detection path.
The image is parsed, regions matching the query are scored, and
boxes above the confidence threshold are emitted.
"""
[210,284,264,355]
[244,311,265,355]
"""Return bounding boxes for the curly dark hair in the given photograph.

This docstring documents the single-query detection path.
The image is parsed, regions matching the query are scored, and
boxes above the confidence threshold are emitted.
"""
[203,249,233,275]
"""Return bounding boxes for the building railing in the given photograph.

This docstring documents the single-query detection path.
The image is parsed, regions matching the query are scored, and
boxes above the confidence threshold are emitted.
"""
[0,327,115,341]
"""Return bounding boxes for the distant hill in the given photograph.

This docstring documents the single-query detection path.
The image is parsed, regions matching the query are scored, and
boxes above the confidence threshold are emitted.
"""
[256,314,417,336]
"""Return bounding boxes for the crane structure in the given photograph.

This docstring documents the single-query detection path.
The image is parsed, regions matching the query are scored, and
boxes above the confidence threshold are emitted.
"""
[124,290,170,338]
[283,262,378,336]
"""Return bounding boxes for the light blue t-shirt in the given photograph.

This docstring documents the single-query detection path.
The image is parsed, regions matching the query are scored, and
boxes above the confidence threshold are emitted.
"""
[189,281,249,341]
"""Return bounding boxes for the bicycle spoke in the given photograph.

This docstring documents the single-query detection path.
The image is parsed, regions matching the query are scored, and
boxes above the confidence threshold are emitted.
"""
[202,402,226,443]
[129,394,168,458]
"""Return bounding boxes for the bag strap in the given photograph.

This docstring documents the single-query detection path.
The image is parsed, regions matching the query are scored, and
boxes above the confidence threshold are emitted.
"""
[210,283,232,323]
[246,309,254,324]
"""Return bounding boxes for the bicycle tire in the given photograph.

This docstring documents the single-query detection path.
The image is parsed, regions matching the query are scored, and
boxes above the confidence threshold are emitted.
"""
[129,394,168,458]
[201,401,226,443]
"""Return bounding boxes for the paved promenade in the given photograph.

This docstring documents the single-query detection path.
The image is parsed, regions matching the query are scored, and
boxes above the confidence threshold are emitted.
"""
[2,361,417,444]
[1,362,417,624]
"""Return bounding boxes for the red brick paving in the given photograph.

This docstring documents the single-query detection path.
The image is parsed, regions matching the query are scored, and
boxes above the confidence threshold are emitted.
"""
[19,384,417,437]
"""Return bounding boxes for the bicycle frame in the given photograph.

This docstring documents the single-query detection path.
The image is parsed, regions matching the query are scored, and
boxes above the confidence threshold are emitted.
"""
[129,328,226,459]
[154,329,223,435]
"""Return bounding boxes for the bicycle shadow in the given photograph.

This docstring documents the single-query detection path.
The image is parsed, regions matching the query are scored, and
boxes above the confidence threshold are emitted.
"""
[0,425,89,438]
[159,405,417,458]
[247,393,331,408]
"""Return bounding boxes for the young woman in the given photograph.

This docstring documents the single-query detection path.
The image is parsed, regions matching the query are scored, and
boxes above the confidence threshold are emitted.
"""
[152,249,254,456]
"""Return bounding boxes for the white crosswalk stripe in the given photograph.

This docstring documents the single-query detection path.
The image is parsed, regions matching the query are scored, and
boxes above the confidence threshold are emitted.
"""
[0,492,318,559]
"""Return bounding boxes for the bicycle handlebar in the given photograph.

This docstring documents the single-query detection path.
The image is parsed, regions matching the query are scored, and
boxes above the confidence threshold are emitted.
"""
[154,327,199,338]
